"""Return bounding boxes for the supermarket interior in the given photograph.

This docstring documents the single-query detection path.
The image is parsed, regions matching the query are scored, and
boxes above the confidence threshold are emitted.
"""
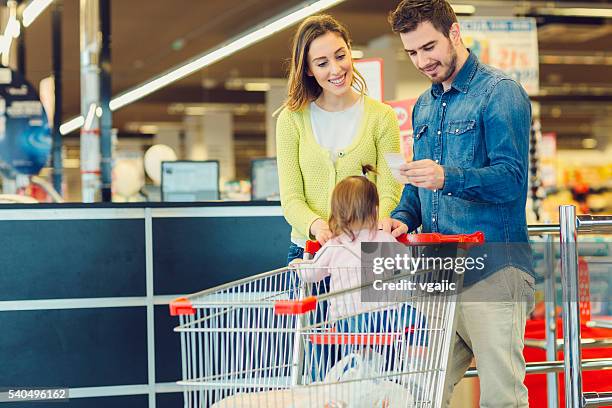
[0,0,610,407]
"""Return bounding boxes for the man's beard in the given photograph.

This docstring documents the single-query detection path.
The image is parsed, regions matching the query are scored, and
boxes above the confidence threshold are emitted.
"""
[430,46,458,84]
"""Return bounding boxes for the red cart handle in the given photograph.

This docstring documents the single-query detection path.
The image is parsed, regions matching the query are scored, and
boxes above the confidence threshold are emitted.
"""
[304,231,484,256]
[397,231,484,245]
[169,297,195,316]
[304,240,322,256]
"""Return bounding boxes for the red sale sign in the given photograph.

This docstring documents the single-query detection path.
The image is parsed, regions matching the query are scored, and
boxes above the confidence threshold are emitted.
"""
[386,99,417,160]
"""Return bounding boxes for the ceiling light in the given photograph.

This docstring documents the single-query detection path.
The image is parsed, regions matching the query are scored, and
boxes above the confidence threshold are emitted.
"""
[138,125,159,134]
[60,0,334,135]
[551,107,561,118]
[184,107,208,115]
[540,53,612,66]
[351,49,364,59]
[536,8,612,18]
[61,0,344,135]
[83,103,97,130]
[108,0,345,112]
[62,0,342,135]
[451,5,475,15]
[59,116,85,135]
[22,0,53,27]
[244,82,271,92]
[5,17,20,39]
[582,138,598,149]
[0,35,11,54]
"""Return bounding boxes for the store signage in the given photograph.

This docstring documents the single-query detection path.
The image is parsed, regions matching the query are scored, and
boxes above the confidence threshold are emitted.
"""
[0,67,51,175]
[460,18,539,95]
[354,58,384,101]
[385,98,417,160]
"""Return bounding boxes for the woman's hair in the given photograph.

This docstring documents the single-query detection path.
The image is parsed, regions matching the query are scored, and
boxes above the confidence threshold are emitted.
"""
[284,14,367,112]
[328,165,379,241]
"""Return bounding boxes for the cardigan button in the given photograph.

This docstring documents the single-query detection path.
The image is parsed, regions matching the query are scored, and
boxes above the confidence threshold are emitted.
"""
[338,151,344,157]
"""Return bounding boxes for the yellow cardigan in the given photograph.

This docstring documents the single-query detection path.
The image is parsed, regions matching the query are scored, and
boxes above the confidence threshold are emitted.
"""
[276,96,402,243]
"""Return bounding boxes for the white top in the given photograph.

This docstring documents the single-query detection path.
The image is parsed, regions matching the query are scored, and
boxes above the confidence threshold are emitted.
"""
[310,96,364,163]
[291,97,364,248]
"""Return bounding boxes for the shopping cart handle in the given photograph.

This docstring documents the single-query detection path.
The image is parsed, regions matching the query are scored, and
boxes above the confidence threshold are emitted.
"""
[397,231,485,245]
[274,296,317,315]
[304,240,322,256]
[169,297,195,316]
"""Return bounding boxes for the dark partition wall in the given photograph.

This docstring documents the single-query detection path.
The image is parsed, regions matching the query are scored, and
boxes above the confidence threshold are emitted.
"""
[153,216,289,294]
[0,204,290,407]
[0,219,146,300]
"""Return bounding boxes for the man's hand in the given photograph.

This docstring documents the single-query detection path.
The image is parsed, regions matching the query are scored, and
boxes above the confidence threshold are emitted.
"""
[310,218,333,245]
[399,159,445,190]
[379,217,408,237]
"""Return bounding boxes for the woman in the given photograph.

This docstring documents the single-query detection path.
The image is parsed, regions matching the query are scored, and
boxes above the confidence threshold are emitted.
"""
[276,14,401,263]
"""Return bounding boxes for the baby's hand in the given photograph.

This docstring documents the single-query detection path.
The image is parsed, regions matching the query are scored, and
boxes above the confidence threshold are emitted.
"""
[288,258,304,267]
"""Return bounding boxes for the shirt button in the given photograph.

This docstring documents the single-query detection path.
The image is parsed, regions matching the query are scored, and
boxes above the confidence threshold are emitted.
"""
[437,130,441,135]
[455,129,459,133]
[448,193,452,196]
[338,152,344,157]
[432,217,436,222]
[442,102,447,107]
[435,159,439,163]
[433,189,437,192]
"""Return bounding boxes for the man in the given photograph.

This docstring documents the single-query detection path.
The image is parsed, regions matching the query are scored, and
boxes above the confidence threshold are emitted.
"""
[383,1,535,407]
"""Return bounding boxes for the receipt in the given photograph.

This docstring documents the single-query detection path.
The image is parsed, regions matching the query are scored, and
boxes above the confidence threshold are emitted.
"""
[384,152,410,184]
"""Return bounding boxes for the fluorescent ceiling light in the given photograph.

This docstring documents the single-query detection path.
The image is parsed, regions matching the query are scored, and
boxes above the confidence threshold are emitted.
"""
[61,0,344,134]
[451,5,475,15]
[108,0,344,111]
[0,35,11,54]
[540,53,612,66]
[59,116,84,135]
[582,138,597,149]
[351,49,364,59]
[5,16,20,38]
[83,103,97,130]
[244,82,271,92]
[537,7,612,18]
[23,0,53,27]
[0,5,20,57]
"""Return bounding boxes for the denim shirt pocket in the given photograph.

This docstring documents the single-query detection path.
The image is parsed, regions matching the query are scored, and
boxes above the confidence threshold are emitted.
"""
[413,124,428,161]
[444,119,476,167]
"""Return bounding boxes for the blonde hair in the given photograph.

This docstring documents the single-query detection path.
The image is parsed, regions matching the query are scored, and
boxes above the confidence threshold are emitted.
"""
[328,165,379,241]
[284,14,367,112]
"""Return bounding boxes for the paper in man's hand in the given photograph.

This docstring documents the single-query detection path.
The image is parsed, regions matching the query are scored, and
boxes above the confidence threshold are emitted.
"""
[384,152,411,185]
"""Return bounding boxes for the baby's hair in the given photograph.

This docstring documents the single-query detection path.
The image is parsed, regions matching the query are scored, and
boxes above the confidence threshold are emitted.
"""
[329,166,379,241]
[361,163,377,176]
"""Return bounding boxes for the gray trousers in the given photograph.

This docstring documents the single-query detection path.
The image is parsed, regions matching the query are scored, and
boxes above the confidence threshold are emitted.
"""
[442,267,536,408]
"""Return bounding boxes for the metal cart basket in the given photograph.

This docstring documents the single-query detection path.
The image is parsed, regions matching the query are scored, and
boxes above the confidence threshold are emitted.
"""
[170,232,484,408]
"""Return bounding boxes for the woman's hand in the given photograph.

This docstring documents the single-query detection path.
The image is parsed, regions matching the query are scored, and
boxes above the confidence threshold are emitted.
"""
[310,218,333,245]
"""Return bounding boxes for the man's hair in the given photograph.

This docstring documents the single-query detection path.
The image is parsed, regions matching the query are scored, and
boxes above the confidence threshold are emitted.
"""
[388,0,457,37]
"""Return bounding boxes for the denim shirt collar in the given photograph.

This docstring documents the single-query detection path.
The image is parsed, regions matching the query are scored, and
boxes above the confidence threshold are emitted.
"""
[431,50,479,97]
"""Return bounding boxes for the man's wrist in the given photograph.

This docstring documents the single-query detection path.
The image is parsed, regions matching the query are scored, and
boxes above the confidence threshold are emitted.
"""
[441,166,464,196]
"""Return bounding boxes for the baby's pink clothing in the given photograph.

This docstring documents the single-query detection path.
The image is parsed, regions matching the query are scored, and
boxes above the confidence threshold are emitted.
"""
[296,229,398,320]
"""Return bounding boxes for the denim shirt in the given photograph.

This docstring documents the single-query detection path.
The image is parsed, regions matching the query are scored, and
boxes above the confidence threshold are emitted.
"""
[391,52,534,285]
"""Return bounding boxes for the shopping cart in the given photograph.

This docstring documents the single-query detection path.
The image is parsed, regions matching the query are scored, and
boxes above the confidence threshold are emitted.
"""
[169,232,484,408]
